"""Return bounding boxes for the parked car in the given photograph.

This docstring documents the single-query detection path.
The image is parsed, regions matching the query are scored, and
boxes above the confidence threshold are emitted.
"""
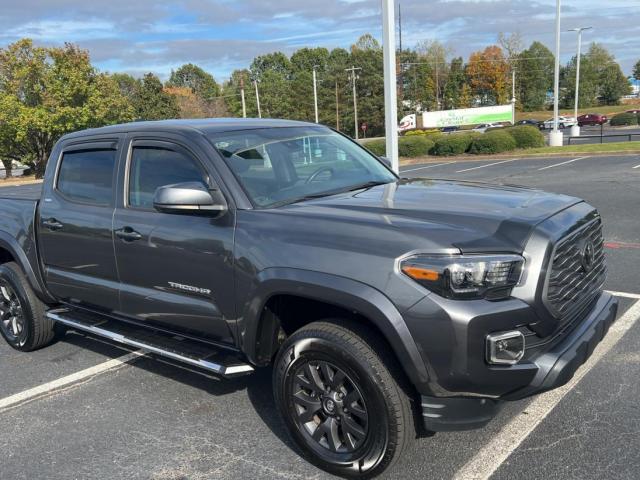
[0,119,618,478]
[472,122,504,133]
[542,116,577,129]
[577,113,608,126]
[439,125,459,133]
[517,119,543,128]
[625,109,640,115]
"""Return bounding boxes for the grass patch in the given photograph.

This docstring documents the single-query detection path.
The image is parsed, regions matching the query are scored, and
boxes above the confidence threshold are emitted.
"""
[523,141,640,155]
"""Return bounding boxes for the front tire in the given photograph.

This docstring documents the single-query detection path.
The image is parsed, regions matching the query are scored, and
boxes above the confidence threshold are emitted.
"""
[273,320,414,478]
[0,262,54,351]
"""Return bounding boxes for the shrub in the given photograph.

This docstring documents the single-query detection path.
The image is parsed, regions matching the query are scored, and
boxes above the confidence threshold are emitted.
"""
[398,136,434,157]
[405,128,440,136]
[469,130,517,154]
[431,133,478,156]
[506,125,545,149]
[365,139,386,156]
[610,112,639,126]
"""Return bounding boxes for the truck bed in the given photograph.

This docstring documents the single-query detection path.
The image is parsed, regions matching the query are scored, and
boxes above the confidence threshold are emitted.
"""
[0,183,43,201]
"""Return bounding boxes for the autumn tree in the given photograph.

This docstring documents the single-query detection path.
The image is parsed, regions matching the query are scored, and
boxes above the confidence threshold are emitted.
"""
[0,39,134,177]
[132,73,179,120]
[167,63,220,100]
[467,45,510,105]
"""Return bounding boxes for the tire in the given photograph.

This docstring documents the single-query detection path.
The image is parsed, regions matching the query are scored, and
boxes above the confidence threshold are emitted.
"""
[273,320,415,479]
[0,262,54,351]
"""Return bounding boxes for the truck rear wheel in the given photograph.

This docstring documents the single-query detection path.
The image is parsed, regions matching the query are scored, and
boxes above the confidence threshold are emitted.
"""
[273,320,414,478]
[0,262,54,351]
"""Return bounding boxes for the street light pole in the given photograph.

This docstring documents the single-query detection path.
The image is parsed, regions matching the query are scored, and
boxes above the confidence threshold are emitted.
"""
[549,0,563,147]
[345,66,362,139]
[313,65,319,123]
[240,76,247,118]
[568,26,592,137]
[382,0,399,173]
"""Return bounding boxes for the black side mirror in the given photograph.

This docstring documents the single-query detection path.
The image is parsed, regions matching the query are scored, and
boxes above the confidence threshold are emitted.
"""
[379,156,392,168]
[153,182,227,216]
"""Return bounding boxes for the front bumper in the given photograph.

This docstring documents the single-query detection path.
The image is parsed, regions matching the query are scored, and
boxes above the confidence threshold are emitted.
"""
[419,291,618,432]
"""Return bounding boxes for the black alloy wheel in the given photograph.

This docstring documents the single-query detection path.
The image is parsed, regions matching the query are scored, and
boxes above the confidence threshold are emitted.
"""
[0,280,26,347]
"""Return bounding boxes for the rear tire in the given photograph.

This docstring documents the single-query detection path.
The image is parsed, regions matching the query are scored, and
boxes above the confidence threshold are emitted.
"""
[273,320,415,479]
[0,262,54,351]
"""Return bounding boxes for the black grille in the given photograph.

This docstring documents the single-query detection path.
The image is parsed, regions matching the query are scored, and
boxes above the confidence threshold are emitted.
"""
[545,218,606,321]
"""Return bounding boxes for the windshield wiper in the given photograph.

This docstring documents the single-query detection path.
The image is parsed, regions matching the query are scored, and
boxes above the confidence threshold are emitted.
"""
[345,180,391,192]
[273,181,392,208]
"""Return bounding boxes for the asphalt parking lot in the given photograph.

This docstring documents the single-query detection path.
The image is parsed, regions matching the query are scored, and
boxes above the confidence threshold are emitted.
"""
[1,153,639,480]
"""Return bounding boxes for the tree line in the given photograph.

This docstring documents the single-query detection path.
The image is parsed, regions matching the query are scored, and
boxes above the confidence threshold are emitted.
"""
[0,35,634,177]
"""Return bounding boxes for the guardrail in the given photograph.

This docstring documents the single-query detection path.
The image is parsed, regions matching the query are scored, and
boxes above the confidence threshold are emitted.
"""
[567,133,640,145]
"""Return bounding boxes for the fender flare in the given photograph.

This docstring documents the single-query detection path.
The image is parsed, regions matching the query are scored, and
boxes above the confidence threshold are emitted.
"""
[241,267,430,390]
[0,232,55,304]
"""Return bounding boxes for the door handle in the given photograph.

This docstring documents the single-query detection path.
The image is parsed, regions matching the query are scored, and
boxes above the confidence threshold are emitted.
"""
[42,218,64,231]
[115,227,142,242]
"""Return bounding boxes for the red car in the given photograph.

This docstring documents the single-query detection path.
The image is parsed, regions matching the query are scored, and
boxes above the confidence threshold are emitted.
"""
[626,109,640,114]
[577,113,607,126]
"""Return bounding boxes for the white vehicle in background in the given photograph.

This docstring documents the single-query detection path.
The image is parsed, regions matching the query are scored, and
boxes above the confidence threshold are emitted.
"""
[542,116,577,130]
[472,122,505,133]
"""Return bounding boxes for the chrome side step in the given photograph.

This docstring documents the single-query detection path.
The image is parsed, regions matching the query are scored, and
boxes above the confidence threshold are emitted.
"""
[46,309,254,377]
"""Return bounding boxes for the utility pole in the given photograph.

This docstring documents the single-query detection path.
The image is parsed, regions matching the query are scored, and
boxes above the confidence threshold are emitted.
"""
[549,0,563,147]
[398,3,402,53]
[511,68,516,104]
[240,76,247,118]
[382,0,399,173]
[335,79,340,130]
[313,65,319,123]
[568,26,592,137]
[253,79,262,118]
[345,66,362,139]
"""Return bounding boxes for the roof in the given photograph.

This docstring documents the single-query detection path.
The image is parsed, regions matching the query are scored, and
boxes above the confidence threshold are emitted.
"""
[62,118,323,140]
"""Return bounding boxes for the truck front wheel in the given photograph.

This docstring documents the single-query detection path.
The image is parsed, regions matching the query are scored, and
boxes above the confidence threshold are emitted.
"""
[0,262,54,351]
[273,320,414,478]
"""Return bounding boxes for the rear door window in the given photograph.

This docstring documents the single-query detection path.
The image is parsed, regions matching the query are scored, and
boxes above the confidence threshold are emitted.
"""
[56,149,116,205]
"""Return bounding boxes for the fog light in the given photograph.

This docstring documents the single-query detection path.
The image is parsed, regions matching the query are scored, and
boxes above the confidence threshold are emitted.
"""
[486,331,525,365]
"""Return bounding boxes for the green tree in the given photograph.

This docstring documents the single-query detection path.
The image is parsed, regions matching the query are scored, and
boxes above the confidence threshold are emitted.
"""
[349,34,384,137]
[442,57,466,109]
[166,63,220,100]
[562,43,630,107]
[0,39,134,177]
[517,41,554,111]
[133,73,179,120]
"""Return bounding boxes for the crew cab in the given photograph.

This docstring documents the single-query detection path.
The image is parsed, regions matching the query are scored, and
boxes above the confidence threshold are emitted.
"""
[0,119,618,478]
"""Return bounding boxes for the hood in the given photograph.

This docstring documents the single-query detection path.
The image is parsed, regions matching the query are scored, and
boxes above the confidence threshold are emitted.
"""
[277,178,581,254]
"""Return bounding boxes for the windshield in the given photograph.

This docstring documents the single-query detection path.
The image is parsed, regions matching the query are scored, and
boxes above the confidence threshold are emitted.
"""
[209,126,396,207]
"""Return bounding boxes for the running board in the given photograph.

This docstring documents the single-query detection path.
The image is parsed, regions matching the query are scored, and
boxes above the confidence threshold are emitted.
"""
[46,308,254,377]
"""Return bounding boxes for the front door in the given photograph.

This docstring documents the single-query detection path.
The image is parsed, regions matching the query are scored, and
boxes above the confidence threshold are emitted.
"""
[112,138,236,344]
[38,139,121,312]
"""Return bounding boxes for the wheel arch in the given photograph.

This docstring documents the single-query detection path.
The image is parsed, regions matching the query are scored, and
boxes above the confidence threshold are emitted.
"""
[0,232,54,304]
[240,268,430,391]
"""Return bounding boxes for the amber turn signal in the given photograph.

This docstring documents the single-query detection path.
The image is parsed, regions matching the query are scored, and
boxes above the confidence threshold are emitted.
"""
[401,265,440,281]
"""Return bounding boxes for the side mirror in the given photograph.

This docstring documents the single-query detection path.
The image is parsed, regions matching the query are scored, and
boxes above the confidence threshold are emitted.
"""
[379,156,392,168]
[153,182,227,216]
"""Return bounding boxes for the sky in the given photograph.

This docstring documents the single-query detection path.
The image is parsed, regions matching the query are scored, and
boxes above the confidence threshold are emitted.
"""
[0,0,638,82]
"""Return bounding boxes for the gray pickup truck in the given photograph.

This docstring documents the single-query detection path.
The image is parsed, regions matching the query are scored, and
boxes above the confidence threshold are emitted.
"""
[0,119,618,478]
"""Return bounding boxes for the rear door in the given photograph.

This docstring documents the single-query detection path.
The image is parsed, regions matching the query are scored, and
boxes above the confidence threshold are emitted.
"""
[38,137,123,312]
[112,136,236,344]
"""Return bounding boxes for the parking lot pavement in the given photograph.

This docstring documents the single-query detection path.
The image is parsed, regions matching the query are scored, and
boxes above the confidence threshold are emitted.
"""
[1,154,639,479]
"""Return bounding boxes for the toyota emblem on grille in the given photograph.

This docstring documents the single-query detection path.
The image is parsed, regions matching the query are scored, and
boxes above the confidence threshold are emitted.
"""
[580,240,595,273]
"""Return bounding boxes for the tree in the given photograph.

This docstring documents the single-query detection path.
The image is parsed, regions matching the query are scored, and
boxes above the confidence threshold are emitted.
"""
[132,73,180,120]
[166,63,220,101]
[416,40,452,110]
[442,57,466,109]
[165,85,228,118]
[634,59,640,81]
[466,45,509,105]
[0,39,134,177]
[561,43,630,107]
[517,42,554,111]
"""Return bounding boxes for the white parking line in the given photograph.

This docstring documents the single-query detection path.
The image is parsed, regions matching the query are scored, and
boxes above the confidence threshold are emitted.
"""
[538,156,590,171]
[455,159,517,173]
[453,298,640,480]
[606,290,640,300]
[0,350,144,413]
[633,164,640,169]
[401,162,450,173]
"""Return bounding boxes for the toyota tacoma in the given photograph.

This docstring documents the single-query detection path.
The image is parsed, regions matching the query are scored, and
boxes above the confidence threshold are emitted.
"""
[0,119,617,478]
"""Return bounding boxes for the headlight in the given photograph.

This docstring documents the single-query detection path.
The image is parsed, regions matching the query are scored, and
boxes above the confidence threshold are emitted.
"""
[401,254,524,300]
